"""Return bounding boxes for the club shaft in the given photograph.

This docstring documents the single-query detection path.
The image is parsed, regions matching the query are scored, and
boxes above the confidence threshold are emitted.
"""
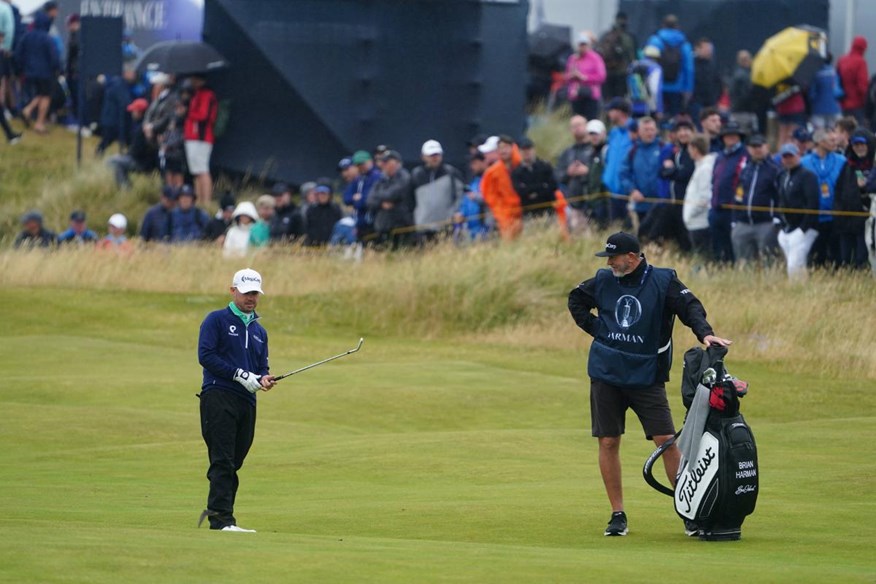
[274,339,363,381]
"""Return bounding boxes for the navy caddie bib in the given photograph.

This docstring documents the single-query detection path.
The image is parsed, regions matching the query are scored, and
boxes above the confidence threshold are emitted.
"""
[587,265,673,388]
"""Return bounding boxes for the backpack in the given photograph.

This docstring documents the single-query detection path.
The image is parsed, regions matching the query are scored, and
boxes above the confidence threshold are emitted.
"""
[627,61,652,113]
[660,43,682,83]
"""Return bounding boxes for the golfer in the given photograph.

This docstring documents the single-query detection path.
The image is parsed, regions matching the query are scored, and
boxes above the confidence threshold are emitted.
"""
[568,232,731,536]
[197,268,275,532]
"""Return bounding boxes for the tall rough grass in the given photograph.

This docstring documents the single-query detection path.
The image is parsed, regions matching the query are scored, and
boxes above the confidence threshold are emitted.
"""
[3,227,874,379]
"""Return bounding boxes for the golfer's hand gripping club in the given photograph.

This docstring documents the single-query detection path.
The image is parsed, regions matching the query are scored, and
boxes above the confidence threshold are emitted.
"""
[234,368,263,394]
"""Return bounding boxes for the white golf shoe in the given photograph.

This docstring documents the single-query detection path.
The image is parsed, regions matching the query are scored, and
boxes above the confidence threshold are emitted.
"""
[220,525,256,533]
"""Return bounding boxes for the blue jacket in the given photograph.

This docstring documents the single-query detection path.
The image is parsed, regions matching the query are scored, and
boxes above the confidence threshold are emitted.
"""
[801,150,846,222]
[645,28,694,94]
[620,138,664,212]
[734,157,781,224]
[711,143,748,211]
[140,203,174,242]
[57,228,98,244]
[170,207,210,242]
[343,166,382,230]
[198,306,270,406]
[14,11,58,80]
[603,121,633,194]
[808,64,842,115]
[100,75,133,132]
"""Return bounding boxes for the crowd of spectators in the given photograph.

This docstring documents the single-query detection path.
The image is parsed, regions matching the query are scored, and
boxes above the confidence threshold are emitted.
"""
[6,5,876,278]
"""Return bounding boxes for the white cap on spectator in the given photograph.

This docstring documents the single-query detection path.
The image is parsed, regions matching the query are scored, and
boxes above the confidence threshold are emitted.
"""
[421,139,443,156]
[586,119,606,135]
[150,72,171,86]
[108,213,127,229]
[478,136,499,154]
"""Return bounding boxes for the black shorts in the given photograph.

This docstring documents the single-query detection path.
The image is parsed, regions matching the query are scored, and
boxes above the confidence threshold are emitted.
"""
[26,77,53,97]
[590,378,675,439]
[0,53,12,78]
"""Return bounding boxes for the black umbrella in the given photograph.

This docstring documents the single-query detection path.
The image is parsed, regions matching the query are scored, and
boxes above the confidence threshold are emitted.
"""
[529,23,572,63]
[135,41,229,76]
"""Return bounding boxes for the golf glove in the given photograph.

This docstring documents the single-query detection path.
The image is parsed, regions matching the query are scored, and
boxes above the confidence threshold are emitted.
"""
[234,369,263,393]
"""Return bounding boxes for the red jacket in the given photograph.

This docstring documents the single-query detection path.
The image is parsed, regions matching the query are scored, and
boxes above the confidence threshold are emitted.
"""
[184,87,219,144]
[837,36,869,111]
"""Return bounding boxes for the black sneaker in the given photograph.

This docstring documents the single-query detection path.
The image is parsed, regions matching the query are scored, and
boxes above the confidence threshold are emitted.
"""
[684,519,700,537]
[604,511,628,536]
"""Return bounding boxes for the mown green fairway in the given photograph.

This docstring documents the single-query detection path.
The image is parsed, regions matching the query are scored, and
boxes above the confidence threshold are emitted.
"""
[2,288,874,583]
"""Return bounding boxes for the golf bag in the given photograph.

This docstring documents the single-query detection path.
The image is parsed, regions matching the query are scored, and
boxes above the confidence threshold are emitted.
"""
[643,346,758,541]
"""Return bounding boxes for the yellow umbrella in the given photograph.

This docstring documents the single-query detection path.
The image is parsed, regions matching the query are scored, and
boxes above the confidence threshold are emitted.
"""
[752,26,827,88]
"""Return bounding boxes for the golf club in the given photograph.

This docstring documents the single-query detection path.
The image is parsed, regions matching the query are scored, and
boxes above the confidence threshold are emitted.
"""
[272,338,364,382]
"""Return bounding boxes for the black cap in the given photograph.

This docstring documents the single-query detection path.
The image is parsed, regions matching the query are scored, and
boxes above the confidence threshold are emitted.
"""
[219,191,236,210]
[271,182,291,196]
[606,97,631,114]
[21,210,43,224]
[179,185,195,198]
[381,150,403,162]
[517,137,534,149]
[747,134,767,146]
[720,121,746,139]
[595,232,641,257]
[467,133,487,147]
[162,185,179,199]
[70,210,86,222]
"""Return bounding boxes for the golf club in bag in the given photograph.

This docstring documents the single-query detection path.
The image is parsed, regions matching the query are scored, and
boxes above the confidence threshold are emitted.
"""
[643,345,758,541]
[272,338,364,382]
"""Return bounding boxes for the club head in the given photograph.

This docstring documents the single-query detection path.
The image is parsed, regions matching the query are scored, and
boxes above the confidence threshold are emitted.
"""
[356,337,364,350]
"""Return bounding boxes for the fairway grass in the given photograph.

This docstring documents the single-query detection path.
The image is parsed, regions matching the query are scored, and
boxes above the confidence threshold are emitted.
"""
[1,288,874,583]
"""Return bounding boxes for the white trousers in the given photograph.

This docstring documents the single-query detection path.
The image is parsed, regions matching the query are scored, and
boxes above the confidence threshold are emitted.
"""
[777,228,819,279]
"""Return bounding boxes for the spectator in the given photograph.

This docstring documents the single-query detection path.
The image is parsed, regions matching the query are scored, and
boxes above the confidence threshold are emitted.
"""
[223,201,259,258]
[184,75,218,205]
[344,150,381,242]
[619,116,663,223]
[683,133,716,258]
[411,139,465,242]
[776,144,820,279]
[159,99,188,189]
[643,118,694,250]
[107,98,156,188]
[96,213,133,254]
[792,127,815,157]
[64,13,80,126]
[0,1,16,128]
[0,30,19,144]
[204,192,236,242]
[140,186,178,243]
[808,56,842,130]
[367,150,414,248]
[565,31,606,120]
[14,210,55,248]
[627,45,663,119]
[512,137,557,219]
[596,11,637,100]
[583,119,610,229]
[710,121,748,264]
[15,9,59,134]
[95,67,135,156]
[304,184,343,246]
[556,115,595,232]
[171,186,210,243]
[774,83,807,148]
[121,27,140,64]
[732,133,781,265]
[835,116,858,152]
[837,36,869,125]
[249,195,275,248]
[454,152,491,241]
[481,135,523,240]
[299,181,321,218]
[729,50,753,115]
[801,128,846,267]
[142,72,177,147]
[699,107,723,153]
[833,130,873,269]
[268,182,304,243]
[690,38,722,123]
[645,14,694,118]
[57,209,98,245]
[603,98,634,223]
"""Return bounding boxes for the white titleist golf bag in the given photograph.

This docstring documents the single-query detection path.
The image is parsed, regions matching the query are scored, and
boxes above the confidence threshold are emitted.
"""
[643,346,758,541]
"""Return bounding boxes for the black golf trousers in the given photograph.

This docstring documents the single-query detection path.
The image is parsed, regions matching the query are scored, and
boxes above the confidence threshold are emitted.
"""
[200,389,256,529]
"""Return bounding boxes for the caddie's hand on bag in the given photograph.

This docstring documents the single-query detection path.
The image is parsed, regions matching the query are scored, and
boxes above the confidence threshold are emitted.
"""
[234,369,263,393]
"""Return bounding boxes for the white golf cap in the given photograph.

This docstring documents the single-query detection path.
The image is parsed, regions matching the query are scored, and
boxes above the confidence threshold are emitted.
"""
[421,139,443,156]
[232,268,264,294]
[150,72,171,86]
[107,213,127,229]
[586,119,606,135]
[477,135,499,154]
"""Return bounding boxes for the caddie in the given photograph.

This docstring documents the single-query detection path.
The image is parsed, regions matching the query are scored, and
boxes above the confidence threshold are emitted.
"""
[197,268,276,532]
[568,232,731,536]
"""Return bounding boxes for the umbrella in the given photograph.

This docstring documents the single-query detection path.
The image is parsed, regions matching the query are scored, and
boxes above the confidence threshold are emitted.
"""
[752,26,827,89]
[529,23,572,66]
[134,40,229,76]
